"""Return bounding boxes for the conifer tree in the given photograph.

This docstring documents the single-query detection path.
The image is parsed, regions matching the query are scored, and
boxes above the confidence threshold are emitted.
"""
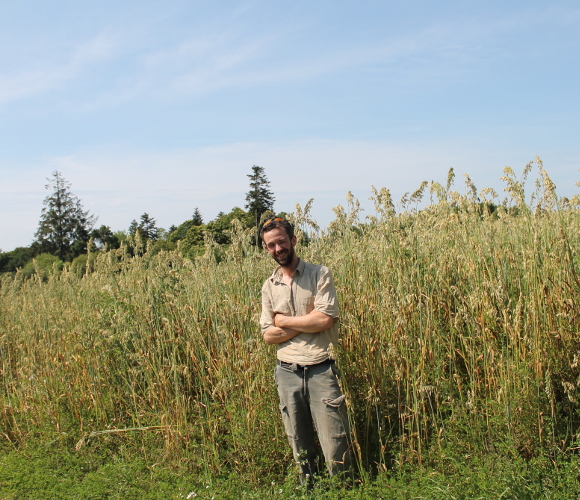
[34,171,97,261]
[129,213,159,242]
[245,165,275,244]
[192,207,204,226]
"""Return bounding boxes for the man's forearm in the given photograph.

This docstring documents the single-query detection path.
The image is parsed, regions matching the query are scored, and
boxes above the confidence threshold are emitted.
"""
[274,310,334,333]
[263,326,302,345]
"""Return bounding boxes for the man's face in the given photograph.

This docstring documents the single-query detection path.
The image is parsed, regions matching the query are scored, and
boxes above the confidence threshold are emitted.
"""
[263,227,297,267]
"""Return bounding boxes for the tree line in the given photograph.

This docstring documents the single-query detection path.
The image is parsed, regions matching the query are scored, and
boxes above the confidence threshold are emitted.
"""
[0,165,276,275]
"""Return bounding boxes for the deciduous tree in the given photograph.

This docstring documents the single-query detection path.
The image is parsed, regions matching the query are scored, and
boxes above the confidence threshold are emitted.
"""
[0,247,35,273]
[90,225,120,250]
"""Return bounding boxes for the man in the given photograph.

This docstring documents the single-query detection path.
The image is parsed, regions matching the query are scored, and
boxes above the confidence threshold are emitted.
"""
[259,216,351,481]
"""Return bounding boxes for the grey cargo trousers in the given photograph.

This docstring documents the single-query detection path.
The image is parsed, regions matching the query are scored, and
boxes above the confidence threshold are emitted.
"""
[275,359,351,477]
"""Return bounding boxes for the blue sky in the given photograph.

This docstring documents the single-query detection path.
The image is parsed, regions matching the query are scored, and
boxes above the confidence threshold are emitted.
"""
[1,0,579,251]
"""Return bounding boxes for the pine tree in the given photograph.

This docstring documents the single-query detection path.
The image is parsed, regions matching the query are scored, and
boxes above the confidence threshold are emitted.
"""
[139,213,159,241]
[128,219,139,236]
[129,213,159,242]
[34,171,97,261]
[245,165,275,243]
[192,207,204,226]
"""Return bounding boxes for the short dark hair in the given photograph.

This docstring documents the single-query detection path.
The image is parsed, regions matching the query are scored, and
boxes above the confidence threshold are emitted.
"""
[260,216,295,240]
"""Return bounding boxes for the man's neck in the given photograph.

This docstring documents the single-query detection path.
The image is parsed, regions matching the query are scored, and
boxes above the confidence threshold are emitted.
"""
[280,256,299,279]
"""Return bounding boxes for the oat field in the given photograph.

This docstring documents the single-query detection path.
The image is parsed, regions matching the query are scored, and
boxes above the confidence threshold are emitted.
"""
[2,159,580,482]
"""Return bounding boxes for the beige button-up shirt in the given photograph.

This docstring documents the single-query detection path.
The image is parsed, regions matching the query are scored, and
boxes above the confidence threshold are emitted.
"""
[260,258,340,365]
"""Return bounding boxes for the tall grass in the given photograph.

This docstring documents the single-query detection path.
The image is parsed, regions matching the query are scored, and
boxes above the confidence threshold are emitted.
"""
[1,158,579,480]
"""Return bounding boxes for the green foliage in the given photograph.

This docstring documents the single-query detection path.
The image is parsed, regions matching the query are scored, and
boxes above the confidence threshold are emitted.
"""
[245,165,275,241]
[34,171,97,261]
[69,253,89,277]
[168,219,200,243]
[69,253,100,277]
[148,239,177,257]
[167,208,253,258]
[180,225,205,255]
[0,446,204,500]
[192,207,204,226]
[129,213,160,242]
[20,253,64,279]
[2,446,580,499]
[206,207,253,245]
[0,246,35,273]
[90,225,120,250]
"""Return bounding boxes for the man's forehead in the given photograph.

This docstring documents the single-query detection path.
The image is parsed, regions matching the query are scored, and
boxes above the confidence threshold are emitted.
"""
[263,228,290,242]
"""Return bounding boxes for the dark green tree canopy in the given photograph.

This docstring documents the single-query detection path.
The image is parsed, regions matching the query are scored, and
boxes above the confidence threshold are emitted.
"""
[245,165,275,245]
[192,207,204,226]
[245,165,275,227]
[34,171,97,261]
[129,213,160,242]
[90,225,120,250]
[0,246,35,273]
[168,207,253,252]
[206,207,252,245]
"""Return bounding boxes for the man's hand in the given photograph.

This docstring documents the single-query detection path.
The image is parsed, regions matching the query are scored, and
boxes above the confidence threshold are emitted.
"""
[274,313,289,329]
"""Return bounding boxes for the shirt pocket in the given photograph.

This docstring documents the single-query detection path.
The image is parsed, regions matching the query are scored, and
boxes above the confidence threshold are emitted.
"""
[295,295,314,315]
[272,297,293,316]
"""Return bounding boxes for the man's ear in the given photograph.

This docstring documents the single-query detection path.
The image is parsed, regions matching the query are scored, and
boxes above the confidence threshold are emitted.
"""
[291,235,297,246]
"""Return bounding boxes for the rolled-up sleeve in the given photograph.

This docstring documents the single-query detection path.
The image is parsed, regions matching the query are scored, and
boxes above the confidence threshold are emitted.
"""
[314,267,339,319]
[260,280,274,334]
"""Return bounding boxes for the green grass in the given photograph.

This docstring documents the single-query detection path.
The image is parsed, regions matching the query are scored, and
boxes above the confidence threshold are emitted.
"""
[2,446,580,499]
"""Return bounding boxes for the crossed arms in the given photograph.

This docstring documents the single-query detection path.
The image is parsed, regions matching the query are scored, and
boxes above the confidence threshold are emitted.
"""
[262,310,335,345]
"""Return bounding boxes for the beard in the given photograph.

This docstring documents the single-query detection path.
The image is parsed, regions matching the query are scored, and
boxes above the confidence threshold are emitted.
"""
[273,244,295,267]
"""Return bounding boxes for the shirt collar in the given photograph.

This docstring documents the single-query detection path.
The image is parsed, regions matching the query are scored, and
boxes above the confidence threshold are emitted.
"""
[270,258,303,283]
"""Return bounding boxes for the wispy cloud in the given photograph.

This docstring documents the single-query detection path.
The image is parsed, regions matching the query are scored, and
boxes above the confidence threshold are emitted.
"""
[2,1,579,253]
[0,31,120,103]
[2,3,577,108]
[121,6,563,100]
